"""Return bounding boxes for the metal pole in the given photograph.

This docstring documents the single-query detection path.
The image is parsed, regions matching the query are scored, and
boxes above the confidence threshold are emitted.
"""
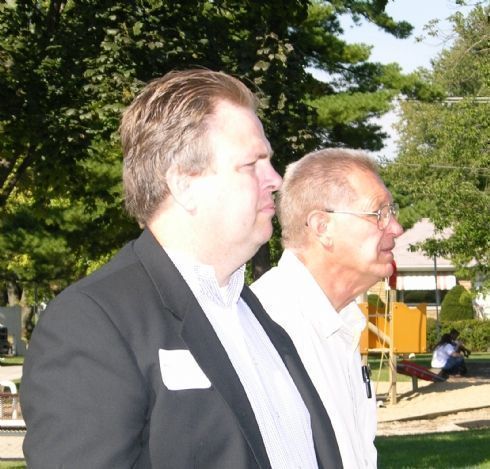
[389,290,397,405]
[433,255,441,337]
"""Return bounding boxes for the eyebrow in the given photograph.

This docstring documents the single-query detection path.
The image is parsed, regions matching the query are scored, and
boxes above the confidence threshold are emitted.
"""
[256,149,274,160]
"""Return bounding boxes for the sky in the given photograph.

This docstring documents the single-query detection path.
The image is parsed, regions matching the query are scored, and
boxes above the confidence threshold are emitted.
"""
[338,0,476,159]
[341,0,475,74]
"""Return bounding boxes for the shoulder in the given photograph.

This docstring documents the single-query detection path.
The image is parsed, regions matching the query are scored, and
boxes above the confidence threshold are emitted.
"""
[51,240,141,308]
[250,269,303,334]
[250,250,301,297]
[442,343,455,353]
[60,229,176,309]
[41,231,177,336]
[250,265,281,295]
[250,263,294,313]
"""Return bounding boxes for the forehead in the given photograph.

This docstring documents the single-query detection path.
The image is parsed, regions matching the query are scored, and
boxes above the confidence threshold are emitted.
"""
[207,100,272,155]
[347,168,392,208]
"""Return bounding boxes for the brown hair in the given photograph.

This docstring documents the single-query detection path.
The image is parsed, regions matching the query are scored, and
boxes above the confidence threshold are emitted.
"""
[278,148,380,248]
[120,69,258,225]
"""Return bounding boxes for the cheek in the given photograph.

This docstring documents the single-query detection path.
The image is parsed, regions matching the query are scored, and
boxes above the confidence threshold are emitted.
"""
[356,237,377,255]
[240,184,262,213]
[358,238,384,264]
[226,194,259,229]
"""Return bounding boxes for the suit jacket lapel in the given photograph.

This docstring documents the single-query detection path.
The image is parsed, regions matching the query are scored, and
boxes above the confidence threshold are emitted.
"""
[180,305,272,469]
[242,287,343,469]
[134,229,271,469]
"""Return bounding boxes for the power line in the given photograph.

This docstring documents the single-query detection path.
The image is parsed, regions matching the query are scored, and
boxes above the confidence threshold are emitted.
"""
[384,162,490,174]
[444,97,490,104]
[403,97,490,104]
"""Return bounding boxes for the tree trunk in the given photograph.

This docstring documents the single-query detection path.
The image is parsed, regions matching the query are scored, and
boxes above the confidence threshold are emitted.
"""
[20,288,35,342]
[6,281,21,306]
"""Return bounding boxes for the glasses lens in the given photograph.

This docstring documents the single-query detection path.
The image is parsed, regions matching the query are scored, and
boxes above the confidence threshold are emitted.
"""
[391,203,399,219]
[378,204,398,230]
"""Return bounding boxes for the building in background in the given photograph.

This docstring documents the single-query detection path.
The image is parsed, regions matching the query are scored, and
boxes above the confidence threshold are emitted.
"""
[368,219,461,319]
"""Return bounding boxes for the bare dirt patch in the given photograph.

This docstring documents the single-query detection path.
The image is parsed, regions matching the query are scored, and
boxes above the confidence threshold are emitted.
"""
[376,361,490,436]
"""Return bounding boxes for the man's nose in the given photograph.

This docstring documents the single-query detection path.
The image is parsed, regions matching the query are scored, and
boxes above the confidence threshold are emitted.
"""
[388,217,404,237]
[267,162,282,191]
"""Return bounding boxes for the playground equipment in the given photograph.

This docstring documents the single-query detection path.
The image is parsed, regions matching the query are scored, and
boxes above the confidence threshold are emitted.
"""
[359,289,429,404]
[396,360,446,391]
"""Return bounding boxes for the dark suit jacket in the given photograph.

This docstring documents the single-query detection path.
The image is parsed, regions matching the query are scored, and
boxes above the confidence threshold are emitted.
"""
[21,229,342,468]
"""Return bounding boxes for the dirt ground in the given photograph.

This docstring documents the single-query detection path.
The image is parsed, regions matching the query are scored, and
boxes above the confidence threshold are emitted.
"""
[375,361,490,436]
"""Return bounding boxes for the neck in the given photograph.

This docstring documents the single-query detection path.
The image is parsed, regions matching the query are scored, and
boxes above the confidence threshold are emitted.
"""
[148,211,245,287]
[292,248,363,312]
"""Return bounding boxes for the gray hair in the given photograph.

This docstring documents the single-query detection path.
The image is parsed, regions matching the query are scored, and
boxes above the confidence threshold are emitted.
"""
[278,148,379,248]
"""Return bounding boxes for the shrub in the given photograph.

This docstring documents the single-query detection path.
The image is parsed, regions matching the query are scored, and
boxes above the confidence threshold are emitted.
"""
[426,318,439,350]
[427,319,490,352]
[367,294,386,309]
[440,285,474,321]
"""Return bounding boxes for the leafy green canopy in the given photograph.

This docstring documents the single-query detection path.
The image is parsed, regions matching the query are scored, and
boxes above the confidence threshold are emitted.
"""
[0,0,422,300]
[383,4,490,291]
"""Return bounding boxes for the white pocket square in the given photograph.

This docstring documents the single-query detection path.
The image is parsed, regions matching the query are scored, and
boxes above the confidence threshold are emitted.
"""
[159,349,211,390]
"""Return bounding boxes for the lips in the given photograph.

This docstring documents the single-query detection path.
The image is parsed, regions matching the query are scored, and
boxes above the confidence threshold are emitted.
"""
[260,206,276,217]
[260,200,276,213]
[380,246,395,259]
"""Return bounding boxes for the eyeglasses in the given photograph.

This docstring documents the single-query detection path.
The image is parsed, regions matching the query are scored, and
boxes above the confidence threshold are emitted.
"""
[323,203,399,231]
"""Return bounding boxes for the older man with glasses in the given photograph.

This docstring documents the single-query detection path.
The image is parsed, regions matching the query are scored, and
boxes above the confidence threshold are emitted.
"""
[252,148,403,469]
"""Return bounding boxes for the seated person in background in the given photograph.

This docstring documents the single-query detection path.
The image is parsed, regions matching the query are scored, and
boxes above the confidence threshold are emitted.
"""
[431,333,467,378]
[450,328,471,357]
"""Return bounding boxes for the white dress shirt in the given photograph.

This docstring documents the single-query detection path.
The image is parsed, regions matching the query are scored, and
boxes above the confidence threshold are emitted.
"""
[166,249,319,469]
[252,250,377,469]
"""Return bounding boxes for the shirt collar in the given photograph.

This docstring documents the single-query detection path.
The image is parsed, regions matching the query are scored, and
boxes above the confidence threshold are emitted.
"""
[165,248,245,308]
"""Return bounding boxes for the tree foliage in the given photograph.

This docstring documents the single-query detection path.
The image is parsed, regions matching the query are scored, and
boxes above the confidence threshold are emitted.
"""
[440,285,475,321]
[427,318,490,352]
[384,4,490,290]
[0,0,423,302]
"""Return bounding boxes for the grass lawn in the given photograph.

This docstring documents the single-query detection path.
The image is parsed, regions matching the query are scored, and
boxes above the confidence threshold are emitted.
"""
[2,429,490,468]
[376,428,490,468]
[0,356,24,366]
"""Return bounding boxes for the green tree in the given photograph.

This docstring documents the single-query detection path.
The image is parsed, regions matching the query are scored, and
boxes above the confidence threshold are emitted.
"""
[440,285,474,321]
[0,0,423,303]
[384,4,490,290]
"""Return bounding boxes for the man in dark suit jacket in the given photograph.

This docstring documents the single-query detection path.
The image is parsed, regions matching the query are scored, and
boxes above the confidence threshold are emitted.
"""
[21,69,342,468]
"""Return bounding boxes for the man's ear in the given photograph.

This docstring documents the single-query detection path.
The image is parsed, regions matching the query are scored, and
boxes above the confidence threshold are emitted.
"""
[306,211,333,249]
[166,166,197,212]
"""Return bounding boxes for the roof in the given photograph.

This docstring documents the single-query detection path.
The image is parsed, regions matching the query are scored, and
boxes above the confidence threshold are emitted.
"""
[393,218,455,272]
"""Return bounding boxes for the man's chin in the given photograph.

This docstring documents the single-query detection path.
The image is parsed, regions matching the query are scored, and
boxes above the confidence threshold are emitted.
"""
[371,263,394,282]
[259,222,274,243]
[248,227,274,256]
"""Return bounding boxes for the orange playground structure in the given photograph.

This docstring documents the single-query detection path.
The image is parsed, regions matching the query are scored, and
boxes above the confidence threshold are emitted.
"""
[359,302,427,354]
[359,297,428,404]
